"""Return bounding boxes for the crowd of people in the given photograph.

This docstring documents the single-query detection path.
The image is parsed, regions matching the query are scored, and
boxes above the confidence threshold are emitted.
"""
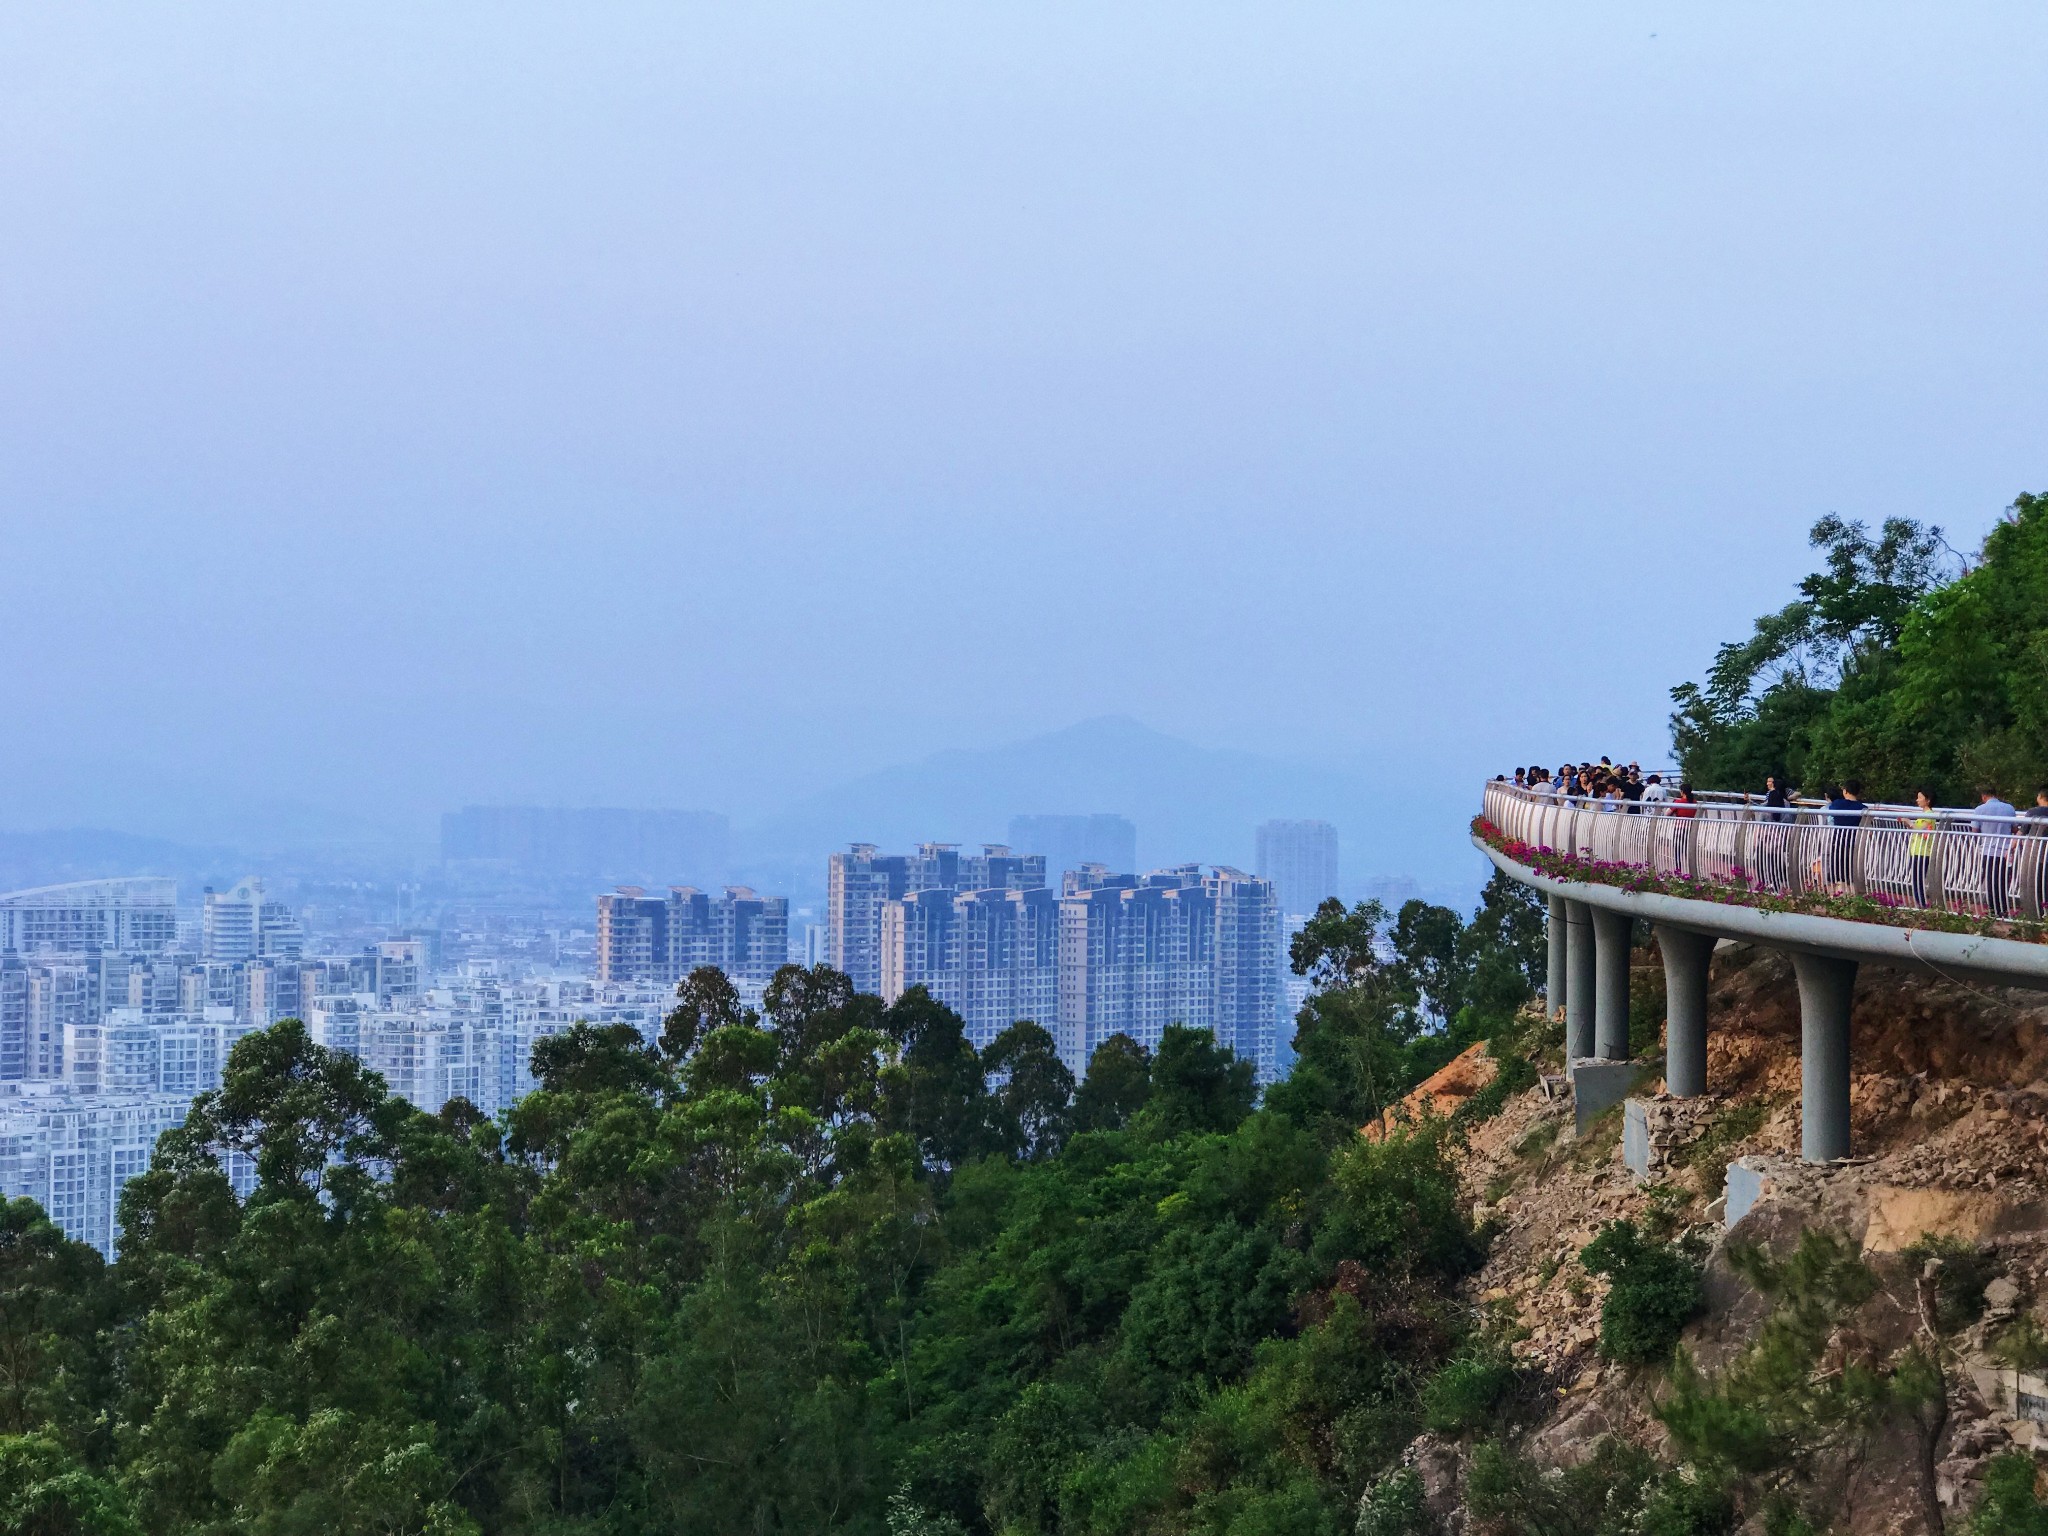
[1493,761,2048,920]
[1505,759,1697,813]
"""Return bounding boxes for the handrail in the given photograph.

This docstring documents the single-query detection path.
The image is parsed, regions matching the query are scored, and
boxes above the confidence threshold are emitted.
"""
[1481,780,2048,924]
[1503,777,2004,822]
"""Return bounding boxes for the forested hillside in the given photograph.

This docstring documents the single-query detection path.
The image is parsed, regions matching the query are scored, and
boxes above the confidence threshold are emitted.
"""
[1671,494,2048,803]
[0,879,1546,1535]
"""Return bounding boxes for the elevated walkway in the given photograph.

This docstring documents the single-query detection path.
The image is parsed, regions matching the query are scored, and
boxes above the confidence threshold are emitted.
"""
[1475,782,2048,1163]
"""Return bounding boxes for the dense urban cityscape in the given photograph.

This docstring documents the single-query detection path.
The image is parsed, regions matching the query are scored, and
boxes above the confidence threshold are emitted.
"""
[0,813,1349,1257]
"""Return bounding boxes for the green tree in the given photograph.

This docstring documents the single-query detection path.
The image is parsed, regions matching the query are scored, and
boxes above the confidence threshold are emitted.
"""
[0,1433,138,1536]
[1276,909,1418,1133]
[982,1022,1074,1160]
[1139,1025,1255,1138]
[880,988,991,1170]
[0,1201,114,1450]
[662,964,751,1059]
[1670,514,1953,791]
[1970,1451,2048,1535]
[1072,1033,1152,1132]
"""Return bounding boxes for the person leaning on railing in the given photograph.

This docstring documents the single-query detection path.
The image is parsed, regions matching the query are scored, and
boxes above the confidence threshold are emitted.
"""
[1820,781,1866,895]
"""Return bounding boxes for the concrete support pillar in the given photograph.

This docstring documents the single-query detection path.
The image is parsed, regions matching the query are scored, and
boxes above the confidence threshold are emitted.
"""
[1564,901,1596,1063]
[1591,907,1633,1061]
[1793,952,1858,1163]
[1655,925,1715,1097]
[1546,895,1569,1018]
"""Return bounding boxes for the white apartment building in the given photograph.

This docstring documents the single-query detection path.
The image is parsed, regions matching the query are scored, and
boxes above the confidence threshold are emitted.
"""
[201,878,304,963]
[0,878,179,956]
[0,1085,195,1258]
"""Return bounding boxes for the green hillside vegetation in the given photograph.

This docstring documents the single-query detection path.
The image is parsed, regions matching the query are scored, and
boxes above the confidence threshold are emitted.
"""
[1671,493,2048,804]
[0,878,1547,1536]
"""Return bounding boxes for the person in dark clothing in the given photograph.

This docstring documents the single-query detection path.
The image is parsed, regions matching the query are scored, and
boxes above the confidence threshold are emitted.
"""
[1823,780,1865,892]
[1758,775,1792,888]
[2024,788,2048,918]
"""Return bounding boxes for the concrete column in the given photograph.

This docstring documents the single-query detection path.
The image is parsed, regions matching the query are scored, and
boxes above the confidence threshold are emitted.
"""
[1655,925,1715,1097]
[1591,907,1633,1060]
[1793,952,1858,1162]
[1546,895,1569,1018]
[1565,901,1596,1062]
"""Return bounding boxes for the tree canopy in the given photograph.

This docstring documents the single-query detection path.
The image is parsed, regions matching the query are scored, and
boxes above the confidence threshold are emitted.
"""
[0,881,1543,1535]
[1671,495,2048,803]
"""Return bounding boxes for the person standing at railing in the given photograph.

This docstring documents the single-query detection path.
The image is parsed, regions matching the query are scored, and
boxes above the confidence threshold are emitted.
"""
[1670,782,1697,875]
[1821,781,1866,895]
[1908,789,1937,908]
[1760,776,1791,889]
[2024,788,2048,918]
[1976,786,2018,919]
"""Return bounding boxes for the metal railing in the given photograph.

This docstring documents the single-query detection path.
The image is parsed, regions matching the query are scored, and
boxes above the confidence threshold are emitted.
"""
[1481,780,2048,924]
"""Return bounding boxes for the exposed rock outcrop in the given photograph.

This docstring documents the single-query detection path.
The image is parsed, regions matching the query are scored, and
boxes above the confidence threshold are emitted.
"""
[1419,942,2048,1534]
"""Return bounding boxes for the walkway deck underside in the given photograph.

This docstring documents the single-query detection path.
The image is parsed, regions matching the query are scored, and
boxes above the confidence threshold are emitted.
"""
[1475,835,2048,1165]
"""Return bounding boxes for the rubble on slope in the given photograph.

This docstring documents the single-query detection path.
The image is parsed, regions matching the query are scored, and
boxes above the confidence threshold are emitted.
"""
[1429,941,2048,1531]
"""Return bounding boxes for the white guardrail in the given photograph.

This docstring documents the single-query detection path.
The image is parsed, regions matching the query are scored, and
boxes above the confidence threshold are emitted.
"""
[1481,781,2048,924]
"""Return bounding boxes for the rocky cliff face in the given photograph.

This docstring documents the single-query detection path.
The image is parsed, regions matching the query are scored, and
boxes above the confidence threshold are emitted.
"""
[1407,942,2048,1534]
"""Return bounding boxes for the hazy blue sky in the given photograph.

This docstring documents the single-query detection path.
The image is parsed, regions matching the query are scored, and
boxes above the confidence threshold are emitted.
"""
[3,4,2043,848]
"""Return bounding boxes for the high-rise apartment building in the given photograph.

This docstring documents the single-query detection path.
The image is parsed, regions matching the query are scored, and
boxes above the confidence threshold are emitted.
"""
[1254,820,1340,919]
[828,846,912,998]
[201,878,304,963]
[1007,815,1137,883]
[880,885,1059,1049]
[1207,866,1284,1083]
[0,1087,193,1258]
[594,886,789,985]
[1054,865,1280,1082]
[0,878,179,955]
[830,844,1045,998]
[0,958,26,1083]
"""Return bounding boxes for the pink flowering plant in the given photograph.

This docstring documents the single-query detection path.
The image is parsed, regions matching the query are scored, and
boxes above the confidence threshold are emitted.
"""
[1471,817,2048,945]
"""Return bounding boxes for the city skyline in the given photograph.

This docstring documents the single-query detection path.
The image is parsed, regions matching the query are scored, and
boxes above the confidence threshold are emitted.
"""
[0,828,1308,1256]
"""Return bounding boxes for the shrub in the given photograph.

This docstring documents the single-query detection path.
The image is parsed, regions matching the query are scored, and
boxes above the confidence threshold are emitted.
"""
[1454,1048,1539,1129]
[1420,1339,1519,1435]
[1355,1469,1430,1536]
[1466,1438,1734,1536]
[1993,1315,2048,1372]
[1639,1472,1737,1536]
[1579,1219,1704,1363]
[1970,1450,2048,1535]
